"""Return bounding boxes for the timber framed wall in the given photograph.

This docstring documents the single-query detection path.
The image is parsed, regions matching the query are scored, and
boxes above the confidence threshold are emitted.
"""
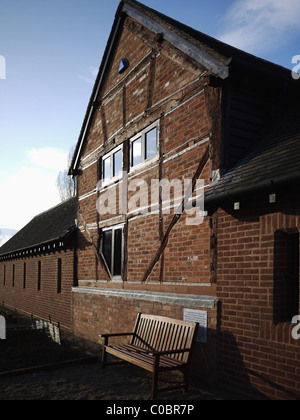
[72,9,221,380]
[75,14,220,291]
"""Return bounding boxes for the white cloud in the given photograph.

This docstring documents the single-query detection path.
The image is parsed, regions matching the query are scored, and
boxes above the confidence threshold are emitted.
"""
[0,147,69,230]
[0,166,61,230]
[218,0,300,54]
[27,147,68,171]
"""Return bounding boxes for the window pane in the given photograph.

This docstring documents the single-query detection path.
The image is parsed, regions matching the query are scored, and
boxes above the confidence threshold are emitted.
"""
[113,149,122,177]
[23,263,26,289]
[132,137,142,167]
[274,231,299,322]
[145,128,157,159]
[102,230,112,274]
[38,261,41,291]
[113,228,122,277]
[57,259,62,294]
[103,157,111,181]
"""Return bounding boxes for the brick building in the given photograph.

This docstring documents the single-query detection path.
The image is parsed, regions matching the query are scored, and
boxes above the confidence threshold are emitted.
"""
[68,0,300,399]
[0,197,77,330]
[206,108,300,399]
[0,0,296,400]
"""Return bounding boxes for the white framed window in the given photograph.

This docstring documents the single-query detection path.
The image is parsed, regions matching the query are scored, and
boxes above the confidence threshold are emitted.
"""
[130,121,159,170]
[102,145,123,185]
[100,224,124,281]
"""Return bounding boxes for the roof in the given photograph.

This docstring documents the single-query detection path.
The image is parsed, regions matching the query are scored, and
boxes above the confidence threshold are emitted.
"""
[205,107,300,204]
[122,0,291,77]
[70,0,294,175]
[0,197,77,258]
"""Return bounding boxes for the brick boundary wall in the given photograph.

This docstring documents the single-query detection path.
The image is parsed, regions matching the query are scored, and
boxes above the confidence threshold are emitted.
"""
[0,249,75,330]
[217,198,300,400]
[72,287,219,383]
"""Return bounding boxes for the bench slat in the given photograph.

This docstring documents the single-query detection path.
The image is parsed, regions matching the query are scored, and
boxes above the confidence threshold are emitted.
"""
[106,344,185,370]
[132,315,196,364]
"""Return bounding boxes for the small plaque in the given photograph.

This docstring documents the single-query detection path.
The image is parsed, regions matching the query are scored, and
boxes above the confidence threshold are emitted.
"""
[184,308,207,343]
[0,316,6,340]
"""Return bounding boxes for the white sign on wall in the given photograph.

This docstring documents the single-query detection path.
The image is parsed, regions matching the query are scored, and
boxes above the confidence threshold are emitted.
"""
[184,308,207,343]
[0,316,6,340]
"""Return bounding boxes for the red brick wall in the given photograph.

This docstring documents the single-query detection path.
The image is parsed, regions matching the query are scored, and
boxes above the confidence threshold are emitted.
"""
[72,288,219,382]
[217,195,300,400]
[76,15,217,294]
[0,249,75,329]
[73,13,221,390]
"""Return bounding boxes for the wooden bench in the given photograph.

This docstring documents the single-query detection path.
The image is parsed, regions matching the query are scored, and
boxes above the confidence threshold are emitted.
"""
[100,313,199,399]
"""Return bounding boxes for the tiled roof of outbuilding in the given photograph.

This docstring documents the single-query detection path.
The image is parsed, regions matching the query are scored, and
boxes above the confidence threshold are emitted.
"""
[0,197,77,257]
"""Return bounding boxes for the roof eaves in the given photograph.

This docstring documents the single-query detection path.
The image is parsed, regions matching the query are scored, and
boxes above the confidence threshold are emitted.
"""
[205,170,300,207]
[122,2,229,79]
[69,4,125,176]
[0,225,77,259]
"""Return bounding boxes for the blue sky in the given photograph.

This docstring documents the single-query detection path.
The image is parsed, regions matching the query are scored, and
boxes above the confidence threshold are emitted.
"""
[0,0,300,230]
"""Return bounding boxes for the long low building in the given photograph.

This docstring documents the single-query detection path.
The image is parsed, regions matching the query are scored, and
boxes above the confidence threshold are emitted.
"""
[0,197,77,330]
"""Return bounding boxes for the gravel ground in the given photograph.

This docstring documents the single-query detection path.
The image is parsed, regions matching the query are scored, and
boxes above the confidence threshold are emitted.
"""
[0,315,243,401]
[0,360,241,401]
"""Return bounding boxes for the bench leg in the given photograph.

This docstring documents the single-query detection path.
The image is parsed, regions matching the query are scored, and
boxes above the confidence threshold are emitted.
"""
[102,338,108,369]
[151,356,160,400]
[102,347,107,369]
[183,368,190,393]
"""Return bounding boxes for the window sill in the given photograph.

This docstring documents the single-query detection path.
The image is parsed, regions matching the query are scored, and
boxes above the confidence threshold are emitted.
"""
[128,155,159,177]
[98,174,123,191]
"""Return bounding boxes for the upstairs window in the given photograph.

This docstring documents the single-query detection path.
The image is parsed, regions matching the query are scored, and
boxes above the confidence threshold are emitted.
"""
[130,122,158,169]
[102,146,123,184]
[273,231,299,323]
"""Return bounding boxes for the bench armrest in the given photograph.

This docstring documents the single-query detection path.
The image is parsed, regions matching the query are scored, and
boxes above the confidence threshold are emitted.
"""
[149,348,191,357]
[100,333,134,338]
[100,332,134,347]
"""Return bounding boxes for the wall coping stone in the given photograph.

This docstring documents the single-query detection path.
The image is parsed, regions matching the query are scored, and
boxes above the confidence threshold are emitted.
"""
[72,287,218,309]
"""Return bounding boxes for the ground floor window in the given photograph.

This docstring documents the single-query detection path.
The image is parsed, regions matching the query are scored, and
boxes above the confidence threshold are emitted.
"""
[274,231,299,323]
[57,258,62,294]
[37,261,41,291]
[101,224,124,280]
[23,263,26,289]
